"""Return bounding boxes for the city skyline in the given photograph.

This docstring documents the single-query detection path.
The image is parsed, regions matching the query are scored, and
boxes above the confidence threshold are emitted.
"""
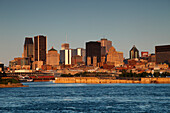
[1,0,170,65]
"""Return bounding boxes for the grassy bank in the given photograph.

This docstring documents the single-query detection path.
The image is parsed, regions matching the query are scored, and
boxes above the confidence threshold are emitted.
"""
[0,78,20,84]
[0,77,28,88]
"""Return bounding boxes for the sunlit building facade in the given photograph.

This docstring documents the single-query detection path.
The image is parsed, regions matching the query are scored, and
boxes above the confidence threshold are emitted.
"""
[61,43,69,50]
[107,46,124,66]
[47,47,60,66]
[100,38,112,53]
[60,49,72,65]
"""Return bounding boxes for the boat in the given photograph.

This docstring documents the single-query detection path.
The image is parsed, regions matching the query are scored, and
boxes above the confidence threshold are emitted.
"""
[18,75,33,82]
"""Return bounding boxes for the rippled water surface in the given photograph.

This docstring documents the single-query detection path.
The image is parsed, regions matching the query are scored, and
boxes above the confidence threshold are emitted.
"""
[0,82,170,113]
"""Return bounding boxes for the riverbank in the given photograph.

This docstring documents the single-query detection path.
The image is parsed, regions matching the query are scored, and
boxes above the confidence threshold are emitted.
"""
[0,77,28,88]
[0,83,28,88]
[54,77,170,84]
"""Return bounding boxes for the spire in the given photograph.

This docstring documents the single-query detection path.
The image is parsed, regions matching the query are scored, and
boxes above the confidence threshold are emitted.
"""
[66,33,67,43]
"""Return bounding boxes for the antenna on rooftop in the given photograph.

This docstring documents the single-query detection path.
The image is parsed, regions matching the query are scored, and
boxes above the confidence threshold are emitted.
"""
[103,35,106,39]
[66,33,67,43]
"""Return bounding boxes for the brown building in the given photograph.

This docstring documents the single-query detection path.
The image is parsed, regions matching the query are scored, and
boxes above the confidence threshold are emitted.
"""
[71,55,83,65]
[24,37,33,59]
[0,63,4,72]
[101,46,106,57]
[61,43,69,50]
[42,65,52,70]
[9,57,30,70]
[100,38,112,53]
[14,57,30,66]
[34,35,47,64]
[93,56,97,67]
[23,37,33,69]
[155,45,170,65]
[101,56,106,64]
[128,59,138,66]
[32,61,43,70]
[148,54,156,62]
[107,46,123,67]
[14,57,22,65]
[46,47,60,66]
[87,56,91,66]
[9,60,17,70]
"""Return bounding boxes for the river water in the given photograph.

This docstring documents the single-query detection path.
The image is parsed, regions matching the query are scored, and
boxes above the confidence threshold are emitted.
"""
[0,82,170,113]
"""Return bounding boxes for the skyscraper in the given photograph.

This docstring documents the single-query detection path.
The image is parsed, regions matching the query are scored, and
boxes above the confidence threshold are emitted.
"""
[107,46,124,66]
[101,46,106,56]
[100,38,112,53]
[34,35,47,64]
[61,43,69,50]
[86,41,101,66]
[129,45,139,59]
[155,45,170,64]
[60,49,72,65]
[72,48,86,62]
[24,37,33,58]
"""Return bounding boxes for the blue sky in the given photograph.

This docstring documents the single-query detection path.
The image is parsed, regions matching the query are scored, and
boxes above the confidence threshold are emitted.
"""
[0,0,170,66]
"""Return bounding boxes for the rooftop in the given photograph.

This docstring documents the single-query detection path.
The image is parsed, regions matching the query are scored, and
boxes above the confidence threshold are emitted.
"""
[48,47,57,51]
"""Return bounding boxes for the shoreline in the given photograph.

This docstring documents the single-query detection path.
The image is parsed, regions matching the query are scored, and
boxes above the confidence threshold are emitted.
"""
[0,83,28,88]
[54,77,170,84]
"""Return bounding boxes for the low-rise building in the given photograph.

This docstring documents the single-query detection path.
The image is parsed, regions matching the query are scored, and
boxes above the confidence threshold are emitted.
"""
[32,61,43,70]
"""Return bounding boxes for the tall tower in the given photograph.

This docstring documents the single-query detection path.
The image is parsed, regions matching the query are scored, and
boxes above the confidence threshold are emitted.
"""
[86,41,101,66]
[100,38,112,53]
[24,37,33,58]
[61,43,69,50]
[34,35,47,64]
[129,45,139,59]
[60,49,72,65]
[155,45,170,64]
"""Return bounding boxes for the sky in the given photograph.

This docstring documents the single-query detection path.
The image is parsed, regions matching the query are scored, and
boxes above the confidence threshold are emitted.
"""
[0,0,170,66]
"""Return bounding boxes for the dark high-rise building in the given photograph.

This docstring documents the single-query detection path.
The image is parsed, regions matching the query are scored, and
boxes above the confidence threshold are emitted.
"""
[34,35,47,64]
[101,46,106,56]
[86,41,101,65]
[129,45,139,59]
[24,37,33,58]
[0,62,4,72]
[155,45,170,64]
